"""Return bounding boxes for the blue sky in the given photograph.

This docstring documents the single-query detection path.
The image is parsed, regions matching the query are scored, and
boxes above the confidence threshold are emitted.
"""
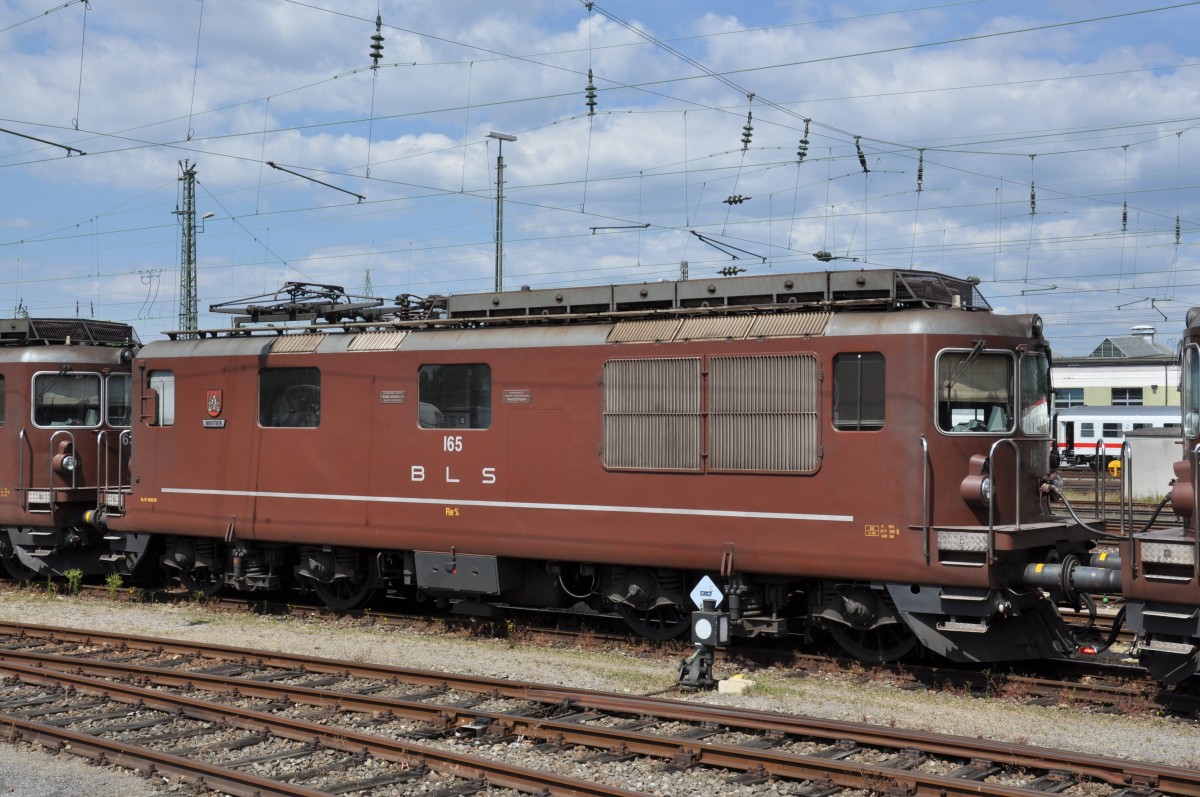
[2,0,1198,353]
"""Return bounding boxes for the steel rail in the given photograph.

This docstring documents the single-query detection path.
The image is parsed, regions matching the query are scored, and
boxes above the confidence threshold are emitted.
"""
[0,627,1195,797]
[0,657,646,797]
[0,715,332,797]
[2,615,1192,717]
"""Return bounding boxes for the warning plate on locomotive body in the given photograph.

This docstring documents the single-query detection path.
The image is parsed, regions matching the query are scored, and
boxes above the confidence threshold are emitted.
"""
[202,419,226,428]
[379,390,406,404]
[690,575,724,610]
[502,389,532,404]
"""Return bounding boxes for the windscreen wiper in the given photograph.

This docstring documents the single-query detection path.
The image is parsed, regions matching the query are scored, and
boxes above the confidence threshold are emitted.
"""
[944,339,986,393]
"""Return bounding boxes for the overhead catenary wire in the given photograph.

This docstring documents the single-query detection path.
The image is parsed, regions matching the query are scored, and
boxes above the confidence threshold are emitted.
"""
[2,2,1198,347]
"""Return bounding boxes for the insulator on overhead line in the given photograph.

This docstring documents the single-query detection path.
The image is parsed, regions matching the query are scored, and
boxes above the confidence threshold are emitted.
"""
[370,14,384,70]
[1178,215,1182,244]
[585,68,597,116]
[797,119,810,164]
[916,149,924,192]
[741,110,753,151]
[1122,201,1128,233]
[723,195,750,205]
[855,135,869,173]
[1030,182,1036,215]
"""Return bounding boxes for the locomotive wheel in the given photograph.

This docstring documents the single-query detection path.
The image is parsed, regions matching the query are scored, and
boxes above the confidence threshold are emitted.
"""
[0,552,38,581]
[615,602,689,640]
[827,620,918,663]
[179,567,224,598]
[312,577,374,612]
[0,534,38,581]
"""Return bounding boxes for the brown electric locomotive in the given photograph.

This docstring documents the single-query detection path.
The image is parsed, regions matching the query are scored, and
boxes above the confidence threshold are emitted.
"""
[89,268,1122,666]
[1123,306,1200,683]
[0,318,146,579]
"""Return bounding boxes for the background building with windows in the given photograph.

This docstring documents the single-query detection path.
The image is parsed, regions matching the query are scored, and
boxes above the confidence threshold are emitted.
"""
[1051,326,1178,408]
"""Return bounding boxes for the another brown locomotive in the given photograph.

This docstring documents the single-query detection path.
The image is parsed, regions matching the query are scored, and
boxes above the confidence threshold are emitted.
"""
[93,269,1120,666]
[0,318,146,579]
[1123,307,1200,683]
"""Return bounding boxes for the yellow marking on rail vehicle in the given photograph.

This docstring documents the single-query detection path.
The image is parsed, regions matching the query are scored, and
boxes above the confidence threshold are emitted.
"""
[444,506,460,517]
[864,524,900,540]
[140,497,158,503]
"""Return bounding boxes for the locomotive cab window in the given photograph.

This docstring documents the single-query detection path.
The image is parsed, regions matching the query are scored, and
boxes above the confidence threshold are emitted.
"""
[33,372,102,428]
[1019,353,1051,436]
[418,364,491,429]
[833,352,884,431]
[107,373,132,428]
[260,368,321,428]
[936,349,1014,434]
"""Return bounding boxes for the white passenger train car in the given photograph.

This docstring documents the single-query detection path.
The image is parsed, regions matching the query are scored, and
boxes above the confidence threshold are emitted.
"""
[1054,405,1180,467]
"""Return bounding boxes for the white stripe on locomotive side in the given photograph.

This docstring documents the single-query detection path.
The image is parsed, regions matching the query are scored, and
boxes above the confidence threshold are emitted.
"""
[159,487,854,523]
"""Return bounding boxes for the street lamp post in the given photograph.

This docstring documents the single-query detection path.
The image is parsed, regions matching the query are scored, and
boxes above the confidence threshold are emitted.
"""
[487,131,517,292]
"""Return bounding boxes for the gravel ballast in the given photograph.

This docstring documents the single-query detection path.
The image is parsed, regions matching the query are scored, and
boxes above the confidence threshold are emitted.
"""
[0,591,1196,794]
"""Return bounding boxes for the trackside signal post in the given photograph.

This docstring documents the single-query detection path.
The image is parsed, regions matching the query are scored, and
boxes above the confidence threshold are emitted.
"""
[678,576,729,689]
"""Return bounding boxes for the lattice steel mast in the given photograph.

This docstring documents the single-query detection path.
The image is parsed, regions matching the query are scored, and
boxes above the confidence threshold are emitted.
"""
[176,160,198,336]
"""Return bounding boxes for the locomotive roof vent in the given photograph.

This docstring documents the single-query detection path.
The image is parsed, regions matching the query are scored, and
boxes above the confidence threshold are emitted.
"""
[0,318,139,348]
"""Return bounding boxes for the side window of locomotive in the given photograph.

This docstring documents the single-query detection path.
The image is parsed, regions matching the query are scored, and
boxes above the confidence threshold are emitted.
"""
[149,371,175,427]
[1019,353,1051,436]
[107,373,132,428]
[260,367,321,428]
[936,350,1014,434]
[33,372,102,427]
[833,352,884,431]
[418,364,491,429]
[1184,344,1200,438]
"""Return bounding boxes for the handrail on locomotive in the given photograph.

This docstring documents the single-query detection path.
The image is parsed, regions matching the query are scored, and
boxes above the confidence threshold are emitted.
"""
[985,437,1022,562]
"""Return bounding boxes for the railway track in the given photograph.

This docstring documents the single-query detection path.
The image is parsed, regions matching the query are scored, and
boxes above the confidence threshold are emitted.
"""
[0,621,1196,797]
[6,581,1195,720]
